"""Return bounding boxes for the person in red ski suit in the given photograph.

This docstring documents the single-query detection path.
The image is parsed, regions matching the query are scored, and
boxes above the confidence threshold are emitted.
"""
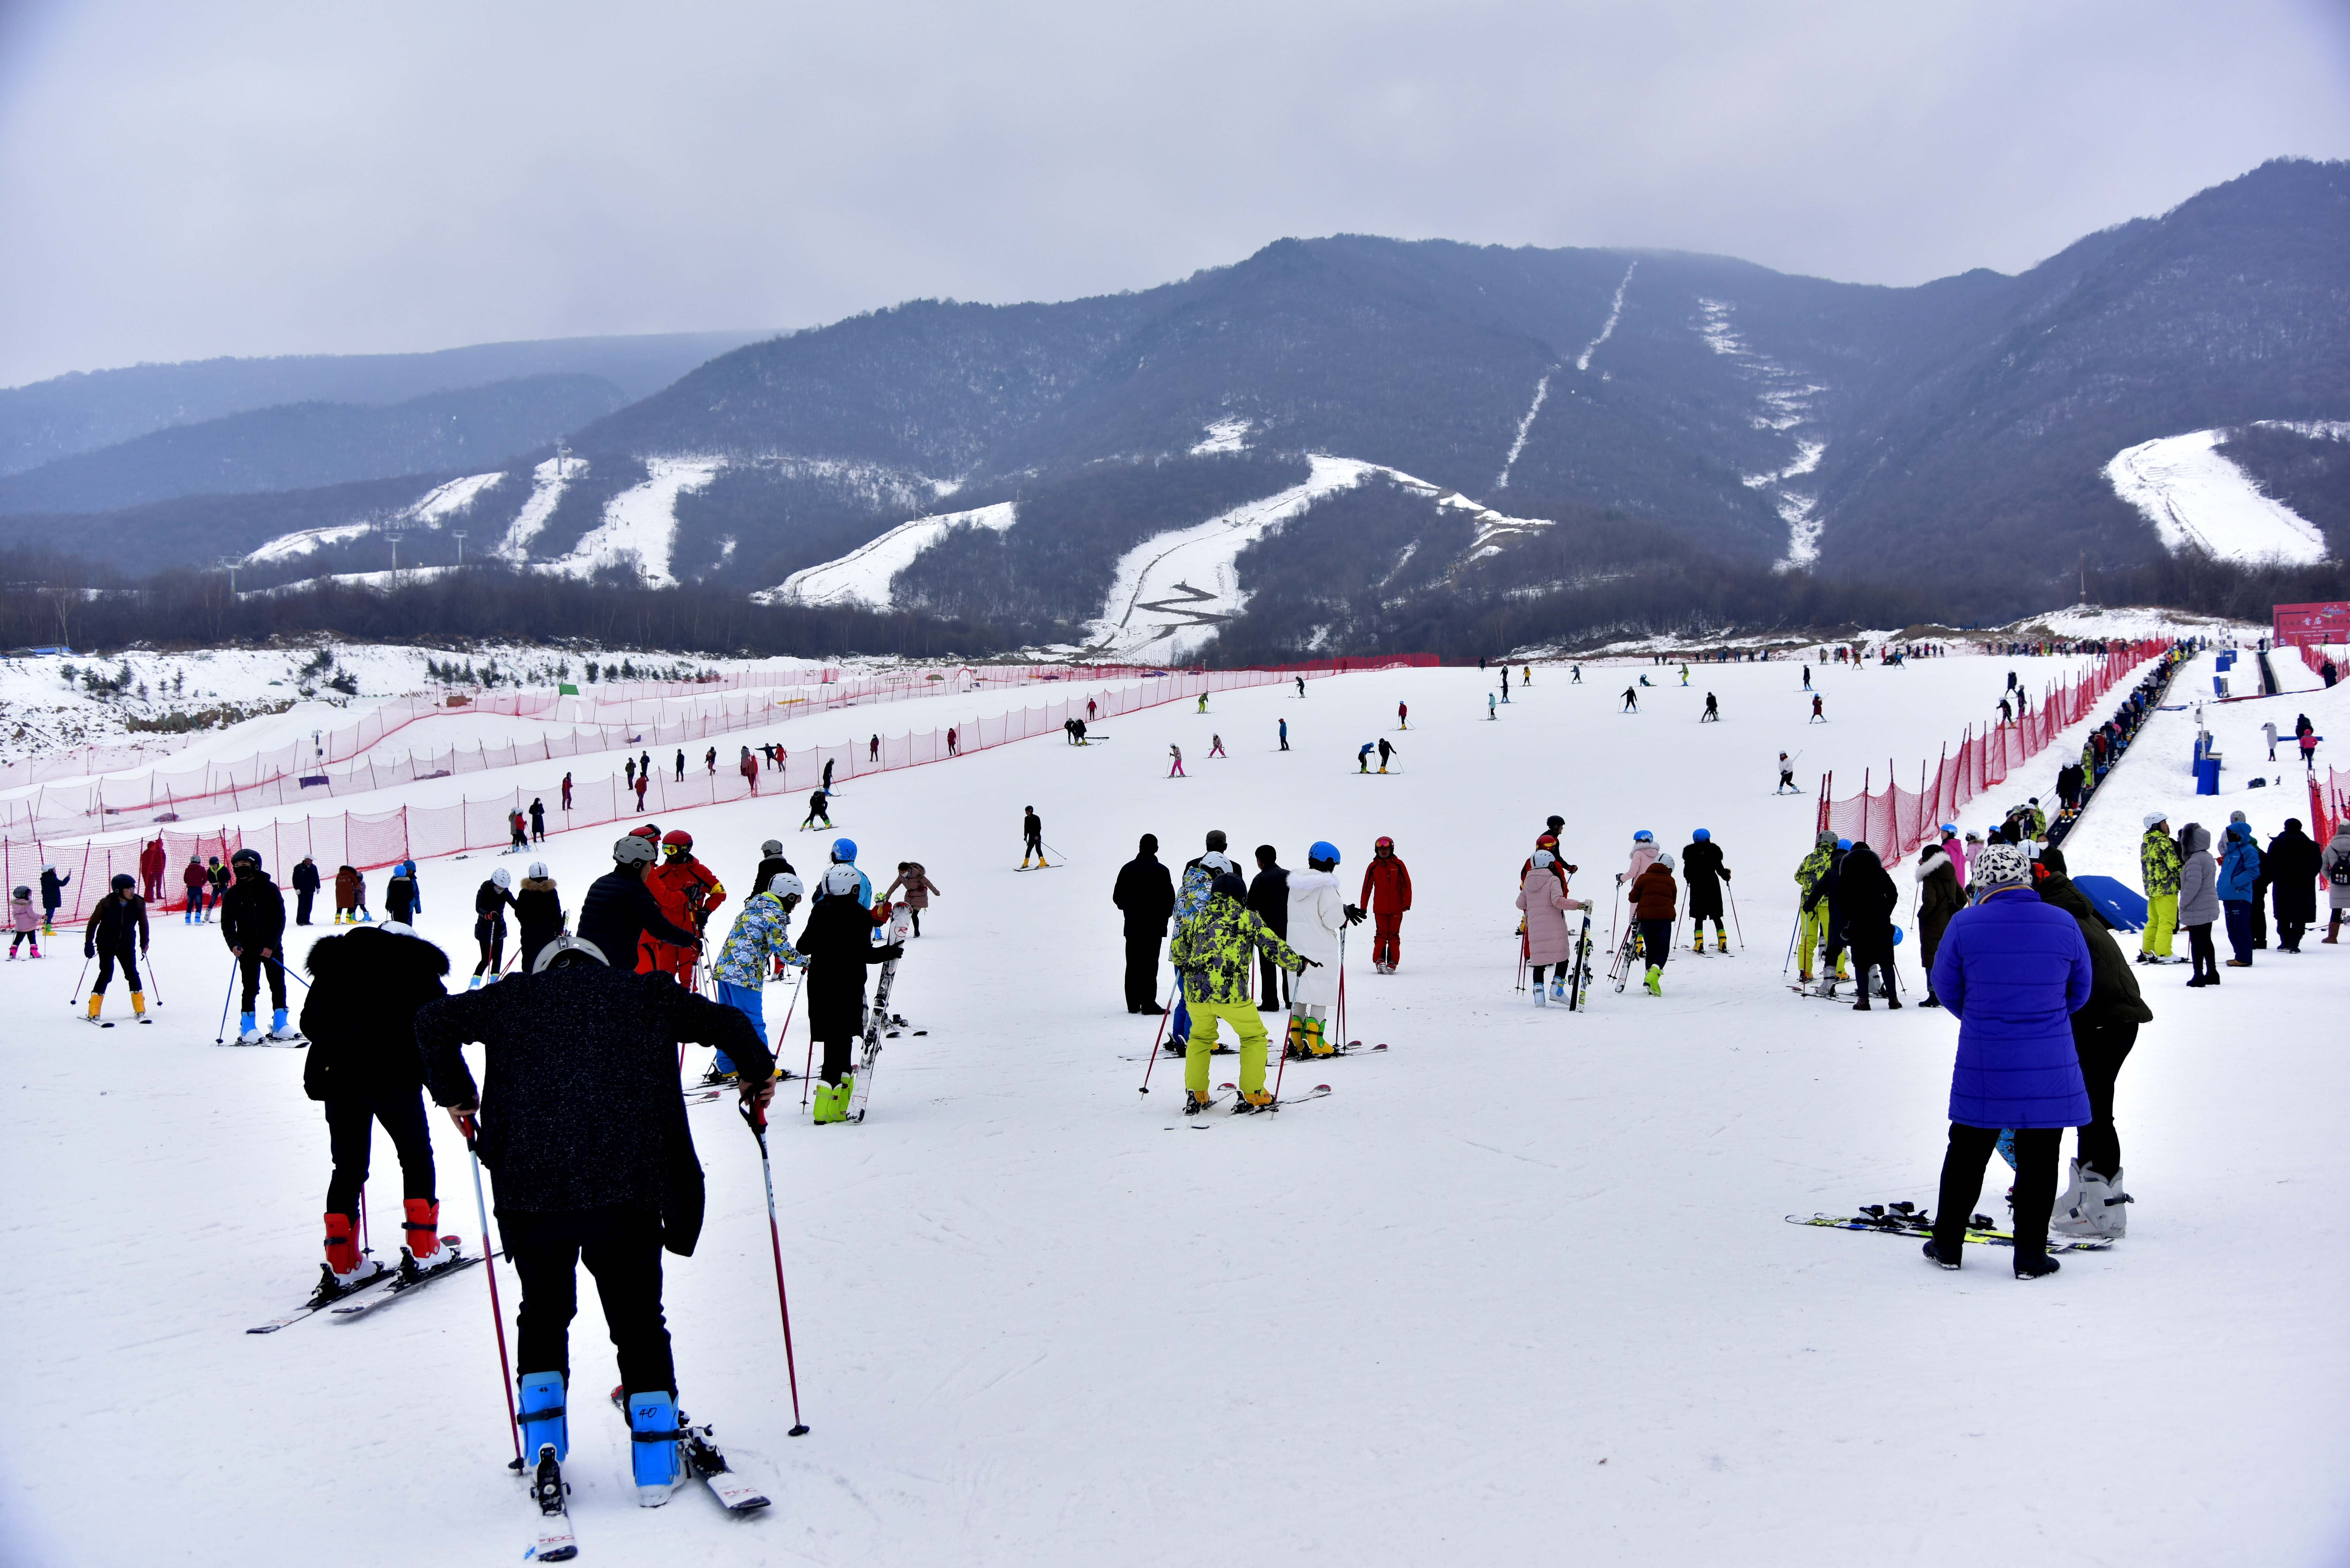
[1360,836,1413,972]
[139,837,167,905]
[642,829,724,986]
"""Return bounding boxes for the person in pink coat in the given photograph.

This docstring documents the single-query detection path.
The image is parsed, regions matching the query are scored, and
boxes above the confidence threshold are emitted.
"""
[1516,849,1588,1006]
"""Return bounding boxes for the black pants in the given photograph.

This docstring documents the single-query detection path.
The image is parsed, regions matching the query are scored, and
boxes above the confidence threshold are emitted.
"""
[1638,918,1671,969]
[474,922,506,978]
[1256,947,1291,1007]
[239,951,288,1011]
[2187,921,2218,979]
[504,1204,673,1396]
[818,1035,857,1085]
[2277,916,2308,952]
[1936,1123,2057,1260]
[324,1088,436,1219]
[94,947,143,993]
[519,927,559,977]
[1124,929,1163,1010]
[2072,1020,2136,1179]
[1850,939,1897,1001]
[296,889,315,925]
[908,908,921,936]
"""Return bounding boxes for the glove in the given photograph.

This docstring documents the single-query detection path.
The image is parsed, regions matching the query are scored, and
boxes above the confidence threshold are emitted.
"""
[1298,957,1323,969]
[84,943,95,959]
[1342,904,1365,925]
[875,943,905,962]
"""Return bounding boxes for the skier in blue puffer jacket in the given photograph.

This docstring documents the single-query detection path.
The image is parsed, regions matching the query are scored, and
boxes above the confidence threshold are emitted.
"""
[1923,841,2092,1280]
[2217,819,2263,967]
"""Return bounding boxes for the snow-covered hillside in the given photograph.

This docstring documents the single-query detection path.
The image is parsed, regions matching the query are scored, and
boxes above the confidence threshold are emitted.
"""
[547,456,725,588]
[4,651,2346,1567]
[757,502,1017,609]
[241,471,509,567]
[2104,428,2333,564]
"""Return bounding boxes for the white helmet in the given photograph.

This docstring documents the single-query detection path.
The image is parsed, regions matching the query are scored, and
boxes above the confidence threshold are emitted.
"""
[490,867,511,889]
[1530,849,1555,869]
[768,872,804,900]
[2141,812,2168,831]
[527,862,549,880]
[822,863,861,898]
[1655,851,1676,871]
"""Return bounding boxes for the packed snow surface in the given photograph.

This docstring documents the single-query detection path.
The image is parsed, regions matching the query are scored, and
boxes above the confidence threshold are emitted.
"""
[240,472,508,567]
[498,455,582,561]
[1491,372,1553,491]
[2105,430,2330,564]
[1189,417,1252,456]
[1576,260,1636,373]
[759,502,1018,610]
[5,652,2346,1567]
[549,456,725,588]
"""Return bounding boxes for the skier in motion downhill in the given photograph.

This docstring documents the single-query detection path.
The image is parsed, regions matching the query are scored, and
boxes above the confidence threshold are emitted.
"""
[1361,836,1413,973]
[417,922,776,1510]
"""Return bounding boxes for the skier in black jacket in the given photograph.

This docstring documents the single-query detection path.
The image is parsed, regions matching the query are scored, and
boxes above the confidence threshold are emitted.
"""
[1247,846,1292,1010]
[291,856,322,925]
[1680,831,1732,953]
[577,835,698,971]
[302,923,455,1297]
[81,873,149,1023]
[418,931,773,1488]
[1838,842,1901,1010]
[221,848,292,1042]
[752,840,795,904]
[795,863,903,1122]
[1112,834,1176,1013]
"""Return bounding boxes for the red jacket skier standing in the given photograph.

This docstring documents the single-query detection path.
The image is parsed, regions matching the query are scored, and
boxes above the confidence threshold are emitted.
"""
[1360,836,1413,973]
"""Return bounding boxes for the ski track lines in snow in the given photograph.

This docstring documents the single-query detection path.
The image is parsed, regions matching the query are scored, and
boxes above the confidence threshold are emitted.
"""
[1575,260,1636,373]
[759,502,1019,609]
[1088,456,1378,661]
[548,456,725,588]
[2105,430,2330,565]
[498,455,582,560]
[7,657,2348,1567]
[1491,373,1553,492]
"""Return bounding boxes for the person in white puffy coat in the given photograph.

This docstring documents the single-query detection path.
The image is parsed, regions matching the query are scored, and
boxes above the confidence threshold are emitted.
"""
[1284,842,1363,1058]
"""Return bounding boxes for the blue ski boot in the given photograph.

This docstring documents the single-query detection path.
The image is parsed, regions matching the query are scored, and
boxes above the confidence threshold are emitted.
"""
[270,1006,291,1039]
[519,1371,568,1462]
[625,1390,683,1505]
[236,1010,262,1045]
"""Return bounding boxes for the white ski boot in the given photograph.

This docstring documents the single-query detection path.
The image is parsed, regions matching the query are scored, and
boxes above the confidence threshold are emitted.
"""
[1532,983,1547,1007]
[2053,1167,2131,1239]
[2050,1157,2084,1227]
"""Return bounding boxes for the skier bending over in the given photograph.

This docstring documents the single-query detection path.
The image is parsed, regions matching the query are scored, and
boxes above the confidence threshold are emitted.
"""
[1022,807,1048,868]
[1702,693,1719,722]
[1358,743,1376,773]
[303,918,457,1301]
[418,927,774,1505]
[1295,676,1305,697]
[1170,870,1311,1113]
[1361,836,1413,972]
[794,863,902,1124]
[801,788,832,830]
[1209,734,1227,758]
[1517,849,1588,1006]
[1680,830,1731,952]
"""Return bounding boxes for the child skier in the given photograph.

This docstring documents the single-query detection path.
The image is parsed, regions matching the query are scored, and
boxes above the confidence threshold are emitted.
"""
[8,884,39,958]
[711,871,805,1087]
[82,873,150,1022]
[1284,842,1360,1056]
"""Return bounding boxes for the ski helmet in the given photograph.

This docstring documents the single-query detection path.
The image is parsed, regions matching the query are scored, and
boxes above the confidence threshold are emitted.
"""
[662,829,693,849]
[831,838,857,863]
[534,933,609,973]
[1692,829,1710,842]
[1308,840,1340,866]
[2141,811,2168,831]
[1375,836,1395,850]
[761,839,784,858]
[1199,851,1233,874]
[1835,839,1851,851]
[231,847,261,869]
[1632,830,1653,843]
[1210,871,1247,901]
[1940,823,1958,835]
[821,863,861,898]
[10,886,27,899]
[1655,851,1676,871]
[111,872,136,892]
[527,862,549,880]
[491,867,511,889]
[1815,830,1836,848]
[629,823,659,841]
[768,871,804,901]
[613,834,657,867]
[1530,849,1555,869]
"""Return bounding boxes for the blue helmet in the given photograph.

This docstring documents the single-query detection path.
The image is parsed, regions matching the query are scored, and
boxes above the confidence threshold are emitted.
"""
[1633,830,1654,843]
[1836,838,1852,851]
[831,838,857,863]
[1692,829,1710,842]
[1308,840,1340,866]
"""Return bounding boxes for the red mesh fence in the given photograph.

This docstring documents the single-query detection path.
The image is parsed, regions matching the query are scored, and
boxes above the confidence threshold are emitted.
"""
[1817,642,2174,865]
[7,656,1431,923]
[2316,768,2346,849]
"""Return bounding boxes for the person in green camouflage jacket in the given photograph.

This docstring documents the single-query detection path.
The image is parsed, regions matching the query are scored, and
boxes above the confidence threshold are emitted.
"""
[707,872,806,1085]
[1793,831,1843,984]
[1169,871,1312,1112]
[2138,813,2181,963]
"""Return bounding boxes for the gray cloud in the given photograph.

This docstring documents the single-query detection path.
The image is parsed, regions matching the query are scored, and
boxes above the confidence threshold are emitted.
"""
[2,0,2346,387]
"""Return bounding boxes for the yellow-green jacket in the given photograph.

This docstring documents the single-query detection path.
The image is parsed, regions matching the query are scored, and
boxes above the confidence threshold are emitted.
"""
[2141,826,2182,896]
[1795,846,1834,910]
[1170,893,1304,1005]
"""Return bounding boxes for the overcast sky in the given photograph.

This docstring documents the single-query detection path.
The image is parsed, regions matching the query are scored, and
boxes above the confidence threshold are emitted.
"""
[1,0,2346,388]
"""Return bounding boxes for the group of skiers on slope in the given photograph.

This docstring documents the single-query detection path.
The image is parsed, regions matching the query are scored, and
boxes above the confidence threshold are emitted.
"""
[1112,829,1414,1114]
[2259,712,2325,773]
[2134,809,2347,980]
[1585,827,1737,998]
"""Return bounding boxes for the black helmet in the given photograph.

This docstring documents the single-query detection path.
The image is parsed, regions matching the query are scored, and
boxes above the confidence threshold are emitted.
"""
[231,847,261,870]
[111,873,136,892]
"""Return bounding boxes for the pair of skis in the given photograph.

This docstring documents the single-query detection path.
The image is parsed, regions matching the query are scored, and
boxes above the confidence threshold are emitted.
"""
[847,903,914,1125]
[245,1246,477,1333]
[527,1391,772,1559]
[1790,1202,2113,1254]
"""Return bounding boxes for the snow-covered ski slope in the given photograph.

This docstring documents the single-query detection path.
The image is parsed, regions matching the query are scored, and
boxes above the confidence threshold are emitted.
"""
[5,654,2347,1567]
[2104,428,2332,564]
[758,501,1018,608]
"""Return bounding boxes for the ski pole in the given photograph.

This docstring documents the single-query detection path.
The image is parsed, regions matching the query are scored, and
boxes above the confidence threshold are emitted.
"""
[214,958,239,1043]
[1782,913,1799,976]
[1138,975,1180,1094]
[360,1187,371,1255]
[739,1098,810,1436]
[460,1118,521,1466]
[1336,925,1347,1048]
[142,951,163,1006]
[69,951,92,1006]
[1727,883,1745,948]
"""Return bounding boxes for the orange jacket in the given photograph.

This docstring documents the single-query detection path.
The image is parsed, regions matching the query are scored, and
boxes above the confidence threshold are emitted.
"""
[1360,855,1412,914]
[648,858,725,936]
